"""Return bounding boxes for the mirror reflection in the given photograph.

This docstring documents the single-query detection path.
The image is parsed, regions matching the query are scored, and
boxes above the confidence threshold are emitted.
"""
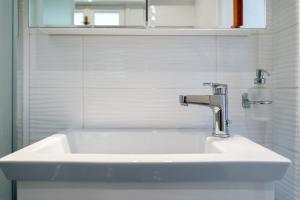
[148,0,266,29]
[73,0,146,27]
[29,0,146,27]
[28,0,266,29]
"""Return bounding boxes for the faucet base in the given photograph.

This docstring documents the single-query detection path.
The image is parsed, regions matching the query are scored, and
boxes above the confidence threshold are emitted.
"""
[213,133,231,138]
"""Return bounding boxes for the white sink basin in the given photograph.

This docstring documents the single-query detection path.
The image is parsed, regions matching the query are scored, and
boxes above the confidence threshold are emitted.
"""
[0,129,290,182]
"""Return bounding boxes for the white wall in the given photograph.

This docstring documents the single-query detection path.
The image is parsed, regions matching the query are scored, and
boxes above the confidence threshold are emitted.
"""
[19,0,300,199]
[15,0,300,199]
[271,0,299,200]
[26,30,269,144]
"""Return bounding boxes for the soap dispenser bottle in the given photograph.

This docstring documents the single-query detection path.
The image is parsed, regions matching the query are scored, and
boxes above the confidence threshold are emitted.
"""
[248,69,272,121]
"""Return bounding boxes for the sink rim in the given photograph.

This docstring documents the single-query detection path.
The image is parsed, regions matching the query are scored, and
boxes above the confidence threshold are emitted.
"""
[0,129,291,182]
[0,129,291,164]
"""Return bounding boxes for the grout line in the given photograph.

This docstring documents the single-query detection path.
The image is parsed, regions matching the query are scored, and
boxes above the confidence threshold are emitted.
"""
[272,23,298,34]
[28,87,251,90]
[23,0,30,146]
[82,36,85,129]
[272,87,299,90]
[11,0,16,152]
[215,36,218,82]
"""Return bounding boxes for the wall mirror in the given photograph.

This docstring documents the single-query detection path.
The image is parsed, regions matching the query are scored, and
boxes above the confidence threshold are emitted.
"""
[29,0,146,27]
[148,0,266,29]
[29,0,266,29]
[73,0,146,27]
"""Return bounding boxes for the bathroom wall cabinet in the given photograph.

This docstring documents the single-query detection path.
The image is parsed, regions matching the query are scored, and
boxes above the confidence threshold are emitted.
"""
[29,0,267,36]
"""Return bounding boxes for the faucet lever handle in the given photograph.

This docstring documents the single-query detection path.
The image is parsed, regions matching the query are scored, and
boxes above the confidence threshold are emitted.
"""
[203,82,228,95]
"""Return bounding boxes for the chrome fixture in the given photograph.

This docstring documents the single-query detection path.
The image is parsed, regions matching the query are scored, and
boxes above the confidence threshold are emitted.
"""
[242,93,272,109]
[242,69,273,109]
[254,69,270,85]
[180,83,230,138]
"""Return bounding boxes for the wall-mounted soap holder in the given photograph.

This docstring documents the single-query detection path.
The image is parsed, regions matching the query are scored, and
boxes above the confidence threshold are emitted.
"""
[242,93,272,109]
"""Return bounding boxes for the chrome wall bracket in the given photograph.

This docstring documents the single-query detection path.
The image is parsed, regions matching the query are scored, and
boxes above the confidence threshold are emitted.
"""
[242,93,272,109]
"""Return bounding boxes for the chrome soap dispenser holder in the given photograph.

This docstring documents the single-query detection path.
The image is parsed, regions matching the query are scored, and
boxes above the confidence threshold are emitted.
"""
[242,69,273,109]
[242,93,272,108]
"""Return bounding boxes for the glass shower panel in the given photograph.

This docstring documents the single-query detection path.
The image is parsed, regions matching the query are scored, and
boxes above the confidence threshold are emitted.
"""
[0,0,13,199]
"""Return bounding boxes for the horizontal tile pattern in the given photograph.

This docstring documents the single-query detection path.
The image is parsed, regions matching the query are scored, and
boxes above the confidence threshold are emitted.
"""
[217,36,258,89]
[146,36,216,72]
[230,89,269,144]
[29,34,266,147]
[217,36,258,72]
[84,36,217,72]
[272,89,299,200]
[271,1,299,200]
[272,25,298,89]
[257,33,273,73]
[273,145,300,200]
[84,88,212,128]
[30,34,83,88]
[271,90,299,200]
[84,36,217,89]
[272,89,299,152]
[85,72,216,89]
[29,88,83,142]
[272,0,298,32]
[21,3,297,200]
[24,2,298,200]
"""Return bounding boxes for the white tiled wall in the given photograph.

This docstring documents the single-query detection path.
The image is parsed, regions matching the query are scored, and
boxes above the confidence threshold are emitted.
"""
[28,33,267,143]
[271,0,299,200]
[22,0,299,200]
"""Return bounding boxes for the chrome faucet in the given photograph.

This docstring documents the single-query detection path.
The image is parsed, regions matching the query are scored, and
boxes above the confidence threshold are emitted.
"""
[180,83,230,138]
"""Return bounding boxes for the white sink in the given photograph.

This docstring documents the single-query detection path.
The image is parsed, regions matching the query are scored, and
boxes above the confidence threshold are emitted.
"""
[0,129,290,182]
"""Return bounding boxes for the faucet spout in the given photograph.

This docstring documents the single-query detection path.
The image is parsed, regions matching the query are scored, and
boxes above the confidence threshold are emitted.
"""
[180,95,211,106]
[180,83,230,138]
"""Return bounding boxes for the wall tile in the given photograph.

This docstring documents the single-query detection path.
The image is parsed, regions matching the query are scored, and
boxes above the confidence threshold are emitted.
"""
[29,88,83,142]
[257,33,273,72]
[23,2,298,200]
[146,36,216,72]
[272,25,298,89]
[85,72,216,89]
[85,36,217,72]
[30,34,83,88]
[84,36,217,89]
[27,33,268,144]
[84,36,148,72]
[273,145,300,200]
[271,1,299,200]
[228,89,268,142]
[272,0,298,32]
[217,36,258,89]
[84,88,213,129]
[272,89,299,152]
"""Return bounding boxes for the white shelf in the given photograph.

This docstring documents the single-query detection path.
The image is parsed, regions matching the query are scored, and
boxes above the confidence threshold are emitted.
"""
[35,28,263,36]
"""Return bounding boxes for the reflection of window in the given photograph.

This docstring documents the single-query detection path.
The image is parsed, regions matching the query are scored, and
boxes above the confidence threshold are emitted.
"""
[74,12,84,25]
[94,12,120,26]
